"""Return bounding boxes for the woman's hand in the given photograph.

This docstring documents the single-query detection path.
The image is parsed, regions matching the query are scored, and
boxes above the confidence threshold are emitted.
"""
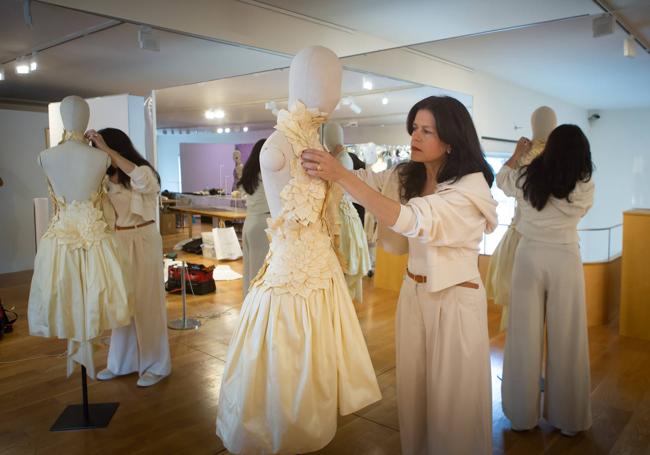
[85,130,110,153]
[505,137,532,168]
[514,136,532,158]
[301,148,348,182]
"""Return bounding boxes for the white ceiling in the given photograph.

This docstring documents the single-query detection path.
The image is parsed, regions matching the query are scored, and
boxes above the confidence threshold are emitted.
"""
[411,13,650,109]
[1,0,648,117]
[0,1,290,102]
[252,0,603,47]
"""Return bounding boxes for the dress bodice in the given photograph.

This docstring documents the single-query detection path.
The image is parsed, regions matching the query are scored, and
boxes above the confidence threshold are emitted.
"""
[42,166,112,250]
[251,102,344,297]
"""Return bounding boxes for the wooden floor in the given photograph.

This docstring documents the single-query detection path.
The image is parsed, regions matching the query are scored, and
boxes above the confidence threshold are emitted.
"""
[0,223,648,454]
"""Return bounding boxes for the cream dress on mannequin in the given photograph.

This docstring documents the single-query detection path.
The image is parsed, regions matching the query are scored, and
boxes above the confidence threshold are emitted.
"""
[485,139,545,330]
[28,133,131,378]
[104,166,171,379]
[216,102,381,454]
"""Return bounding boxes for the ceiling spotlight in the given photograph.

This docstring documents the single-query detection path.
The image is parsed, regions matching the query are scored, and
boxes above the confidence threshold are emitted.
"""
[29,52,37,71]
[243,126,249,133]
[205,108,225,119]
[624,37,637,58]
[224,127,231,133]
[15,57,30,74]
[217,128,224,134]
[350,103,362,114]
[381,96,389,105]
[362,77,373,90]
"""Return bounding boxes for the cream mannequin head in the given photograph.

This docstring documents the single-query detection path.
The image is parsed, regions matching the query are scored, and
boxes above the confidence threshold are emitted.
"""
[60,95,90,133]
[233,148,242,164]
[322,122,344,154]
[531,106,557,141]
[288,46,342,115]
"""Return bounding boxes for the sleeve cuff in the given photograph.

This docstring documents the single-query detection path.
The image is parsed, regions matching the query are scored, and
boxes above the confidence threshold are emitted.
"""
[390,204,415,235]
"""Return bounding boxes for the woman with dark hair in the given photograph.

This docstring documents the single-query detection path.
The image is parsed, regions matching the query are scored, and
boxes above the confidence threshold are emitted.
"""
[498,124,594,436]
[85,127,171,388]
[302,96,497,454]
[238,138,270,296]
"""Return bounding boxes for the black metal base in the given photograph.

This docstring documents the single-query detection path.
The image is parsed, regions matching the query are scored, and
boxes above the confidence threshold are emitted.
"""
[50,402,119,431]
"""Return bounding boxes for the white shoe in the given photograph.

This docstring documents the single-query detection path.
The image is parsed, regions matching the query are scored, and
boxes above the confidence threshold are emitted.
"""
[96,369,118,381]
[136,372,166,387]
[561,430,578,437]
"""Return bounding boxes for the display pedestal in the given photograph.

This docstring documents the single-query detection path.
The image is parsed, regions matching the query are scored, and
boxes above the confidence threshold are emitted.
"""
[168,261,201,331]
[50,366,119,431]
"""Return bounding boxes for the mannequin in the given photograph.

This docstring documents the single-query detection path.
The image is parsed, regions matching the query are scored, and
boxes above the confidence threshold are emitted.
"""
[217,46,380,454]
[531,106,557,142]
[260,45,342,217]
[323,121,371,302]
[40,96,110,202]
[231,148,243,190]
[28,95,130,378]
[486,105,557,330]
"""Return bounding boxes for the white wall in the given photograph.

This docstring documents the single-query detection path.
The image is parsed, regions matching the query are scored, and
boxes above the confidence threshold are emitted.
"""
[48,94,146,154]
[583,107,650,227]
[157,129,274,192]
[342,48,590,144]
[344,123,409,146]
[0,109,49,274]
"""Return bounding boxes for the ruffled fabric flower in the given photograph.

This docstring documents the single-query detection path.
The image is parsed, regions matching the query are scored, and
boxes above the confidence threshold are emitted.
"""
[43,193,111,250]
[250,101,346,297]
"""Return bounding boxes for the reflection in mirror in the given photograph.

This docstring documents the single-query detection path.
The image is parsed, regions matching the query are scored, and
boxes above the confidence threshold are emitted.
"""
[154,68,471,194]
[338,12,649,260]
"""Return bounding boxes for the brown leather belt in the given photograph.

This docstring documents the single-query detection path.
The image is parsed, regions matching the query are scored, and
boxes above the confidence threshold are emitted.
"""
[407,269,479,289]
[115,220,155,231]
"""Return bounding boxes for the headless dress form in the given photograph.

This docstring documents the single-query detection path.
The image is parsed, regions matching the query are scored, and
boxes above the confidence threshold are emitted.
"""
[216,102,381,454]
[28,132,131,378]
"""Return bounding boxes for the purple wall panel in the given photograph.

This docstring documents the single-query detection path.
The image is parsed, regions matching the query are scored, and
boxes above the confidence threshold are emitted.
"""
[180,143,235,192]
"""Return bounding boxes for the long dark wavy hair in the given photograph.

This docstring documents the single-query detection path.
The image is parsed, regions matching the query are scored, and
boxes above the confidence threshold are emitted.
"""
[397,96,494,201]
[238,138,266,195]
[99,128,160,189]
[518,124,593,211]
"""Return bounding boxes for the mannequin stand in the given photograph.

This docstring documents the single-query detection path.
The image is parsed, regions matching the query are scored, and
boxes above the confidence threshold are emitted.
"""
[168,261,201,330]
[50,366,119,431]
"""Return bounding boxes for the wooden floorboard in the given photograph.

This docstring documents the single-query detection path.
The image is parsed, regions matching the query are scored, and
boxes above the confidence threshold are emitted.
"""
[1,222,648,454]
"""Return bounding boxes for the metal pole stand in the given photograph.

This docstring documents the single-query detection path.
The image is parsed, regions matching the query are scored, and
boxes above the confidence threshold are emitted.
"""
[50,366,119,431]
[168,261,201,330]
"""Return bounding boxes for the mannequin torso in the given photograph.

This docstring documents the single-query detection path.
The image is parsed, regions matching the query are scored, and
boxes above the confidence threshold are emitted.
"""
[260,46,342,219]
[40,96,110,202]
[40,142,110,202]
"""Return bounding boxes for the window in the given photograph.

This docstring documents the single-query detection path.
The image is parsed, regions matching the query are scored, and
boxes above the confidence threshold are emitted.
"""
[479,153,516,255]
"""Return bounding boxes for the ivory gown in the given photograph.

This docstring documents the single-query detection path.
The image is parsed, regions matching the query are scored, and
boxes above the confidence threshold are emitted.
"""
[216,102,381,454]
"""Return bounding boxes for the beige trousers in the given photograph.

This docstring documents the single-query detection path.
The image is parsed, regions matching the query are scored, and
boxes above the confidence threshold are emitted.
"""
[502,238,592,432]
[396,276,492,454]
